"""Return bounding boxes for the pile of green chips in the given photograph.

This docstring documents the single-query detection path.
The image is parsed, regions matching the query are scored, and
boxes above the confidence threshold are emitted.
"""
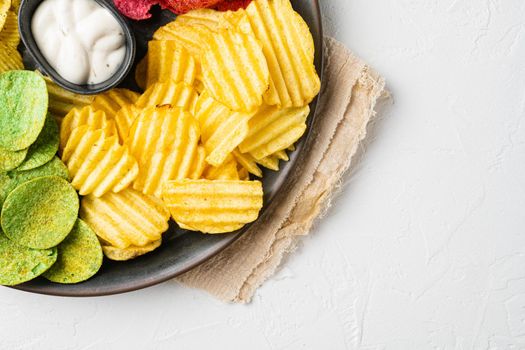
[0,71,103,286]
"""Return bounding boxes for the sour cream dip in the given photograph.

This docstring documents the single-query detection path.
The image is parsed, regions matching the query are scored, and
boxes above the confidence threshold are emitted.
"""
[31,0,127,85]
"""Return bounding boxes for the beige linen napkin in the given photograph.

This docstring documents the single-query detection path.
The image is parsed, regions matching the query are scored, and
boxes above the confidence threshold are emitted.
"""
[177,37,387,303]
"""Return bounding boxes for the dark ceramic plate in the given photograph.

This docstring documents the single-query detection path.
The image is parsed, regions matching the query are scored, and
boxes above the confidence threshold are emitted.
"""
[13,0,323,296]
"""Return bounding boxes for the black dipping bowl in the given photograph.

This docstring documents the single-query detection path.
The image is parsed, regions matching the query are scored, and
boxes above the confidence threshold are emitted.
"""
[18,0,136,95]
[13,0,323,296]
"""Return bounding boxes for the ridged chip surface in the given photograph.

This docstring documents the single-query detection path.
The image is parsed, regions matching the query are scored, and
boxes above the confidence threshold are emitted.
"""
[135,81,198,111]
[91,88,140,119]
[60,106,117,150]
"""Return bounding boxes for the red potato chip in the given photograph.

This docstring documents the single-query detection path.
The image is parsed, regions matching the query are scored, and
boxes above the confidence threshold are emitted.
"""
[215,0,251,11]
[159,0,222,14]
[113,0,157,20]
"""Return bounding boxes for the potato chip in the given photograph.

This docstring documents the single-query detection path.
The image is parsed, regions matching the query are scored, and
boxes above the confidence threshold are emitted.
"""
[238,166,249,180]
[9,0,18,12]
[0,71,47,151]
[245,0,320,107]
[62,126,138,197]
[80,188,170,249]
[153,22,213,62]
[239,104,309,159]
[102,239,161,261]
[0,156,69,208]
[17,114,59,171]
[43,219,103,284]
[0,232,57,286]
[60,106,117,150]
[43,75,94,120]
[0,0,9,32]
[114,104,140,142]
[126,106,200,197]
[142,41,197,88]
[232,149,262,177]
[0,43,23,74]
[201,27,269,112]
[0,147,27,172]
[135,56,148,90]
[163,179,263,234]
[203,157,239,180]
[188,145,207,179]
[135,81,198,111]
[256,153,279,170]
[1,176,79,249]
[274,149,289,161]
[175,8,223,30]
[0,11,19,48]
[194,92,254,166]
[91,88,140,119]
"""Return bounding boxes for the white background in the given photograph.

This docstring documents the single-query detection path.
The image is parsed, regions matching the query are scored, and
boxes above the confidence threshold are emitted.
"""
[2,0,525,349]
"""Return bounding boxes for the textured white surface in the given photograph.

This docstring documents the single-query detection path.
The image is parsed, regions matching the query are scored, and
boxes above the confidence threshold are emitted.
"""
[2,0,525,349]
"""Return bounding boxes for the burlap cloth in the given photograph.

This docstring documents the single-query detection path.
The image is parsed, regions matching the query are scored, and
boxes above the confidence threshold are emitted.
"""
[176,37,387,303]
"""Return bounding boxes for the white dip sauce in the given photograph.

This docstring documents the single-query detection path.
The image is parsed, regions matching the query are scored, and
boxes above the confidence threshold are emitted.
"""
[32,0,126,85]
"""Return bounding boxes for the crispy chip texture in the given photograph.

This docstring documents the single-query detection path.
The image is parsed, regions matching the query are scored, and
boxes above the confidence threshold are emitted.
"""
[135,81,198,111]
[0,157,69,208]
[201,28,269,112]
[0,71,47,151]
[62,126,138,197]
[91,89,140,119]
[43,76,94,120]
[0,43,23,74]
[163,179,263,234]
[142,41,197,88]
[0,11,19,47]
[153,22,213,63]
[203,158,239,180]
[188,145,207,179]
[194,92,253,166]
[1,176,79,249]
[232,149,262,177]
[43,219,103,284]
[245,0,320,107]
[18,114,59,171]
[102,239,162,261]
[80,188,170,249]
[60,106,117,150]
[0,232,57,286]
[0,147,27,172]
[175,8,223,30]
[239,104,309,159]
[127,106,200,197]
[114,104,140,142]
[0,0,9,31]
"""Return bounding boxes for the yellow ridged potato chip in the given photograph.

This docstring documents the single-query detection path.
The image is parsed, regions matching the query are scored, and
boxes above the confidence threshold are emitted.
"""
[188,145,207,180]
[232,149,262,177]
[153,22,213,63]
[0,42,23,73]
[245,0,320,107]
[62,126,138,197]
[80,188,170,249]
[274,149,289,161]
[9,0,18,12]
[201,28,269,112]
[0,11,19,48]
[102,239,162,261]
[135,81,198,111]
[43,76,94,121]
[163,179,263,234]
[256,154,280,171]
[175,8,223,31]
[126,106,200,197]
[0,0,9,31]
[194,92,254,166]
[239,104,309,159]
[142,41,197,88]
[203,157,239,180]
[238,167,250,181]
[60,106,117,150]
[135,56,148,91]
[91,88,140,119]
[114,104,140,142]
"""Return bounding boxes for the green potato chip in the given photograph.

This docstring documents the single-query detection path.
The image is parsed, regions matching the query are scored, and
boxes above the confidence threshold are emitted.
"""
[43,219,103,284]
[1,175,79,249]
[17,114,59,171]
[0,146,27,172]
[0,70,48,151]
[0,231,57,286]
[0,156,69,208]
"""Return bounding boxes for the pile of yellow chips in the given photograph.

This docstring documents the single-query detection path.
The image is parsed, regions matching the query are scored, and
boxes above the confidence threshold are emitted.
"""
[47,0,320,261]
[0,0,23,74]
